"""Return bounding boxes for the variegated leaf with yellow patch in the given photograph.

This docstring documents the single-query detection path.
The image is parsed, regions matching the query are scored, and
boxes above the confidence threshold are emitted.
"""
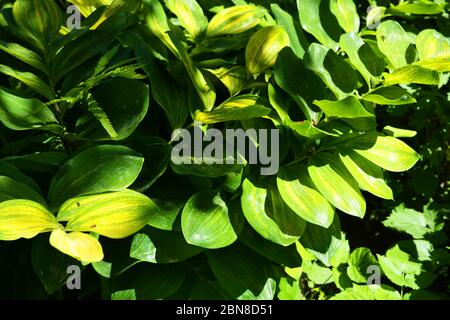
[206,5,265,38]
[246,26,290,77]
[0,200,59,241]
[308,152,366,218]
[64,190,158,239]
[49,229,104,263]
[194,94,271,124]
[164,0,207,42]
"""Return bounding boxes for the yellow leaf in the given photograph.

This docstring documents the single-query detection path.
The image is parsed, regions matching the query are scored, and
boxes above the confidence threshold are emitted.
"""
[0,200,59,240]
[64,190,157,239]
[50,229,104,263]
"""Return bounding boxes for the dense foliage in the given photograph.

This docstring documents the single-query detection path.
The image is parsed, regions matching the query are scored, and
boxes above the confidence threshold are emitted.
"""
[0,0,449,300]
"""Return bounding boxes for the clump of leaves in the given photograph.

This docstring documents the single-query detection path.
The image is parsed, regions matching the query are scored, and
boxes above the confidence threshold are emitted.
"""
[0,0,449,300]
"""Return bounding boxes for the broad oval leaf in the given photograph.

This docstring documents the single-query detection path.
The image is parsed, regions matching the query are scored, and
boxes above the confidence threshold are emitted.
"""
[308,152,366,218]
[0,200,58,240]
[376,20,413,70]
[63,189,157,239]
[348,133,420,172]
[271,4,306,58]
[339,148,393,200]
[207,5,264,38]
[0,160,42,194]
[297,0,339,51]
[181,190,237,249]
[277,166,335,228]
[384,65,441,86]
[49,229,104,263]
[241,178,306,246]
[304,43,358,100]
[48,145,144,210]
[130,227,204,263]
[246,26,290,77]
[313,96,374,119]
[362,86,416,105]
[0,86,60,132]
[339,32,385,85]
[0,175,46,204]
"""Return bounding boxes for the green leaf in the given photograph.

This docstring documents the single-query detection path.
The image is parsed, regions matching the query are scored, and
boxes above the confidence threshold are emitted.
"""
[181,190,237,249]
[0,87,60,131]
[48,145,144,209]
[398,240,434,262]
[246,26,290,77]
[300,216,350,267]
[331,284,401,300]
[0,160,42,194]
[12,0,62,51]
[0,175,46,204]
[49,229,104,263]
[308,152,366,218]
[339,32,385,85]
[384,65,441,86]
[63,190,157,239]
[206,5,264,38]
[314,96,374,119]
[53,14,129,82]
[302,260,333,284]
[0,200,59,240]
[383,205,430,238]
[330,0,359,33]
[206,243,275,298]
[79,79,149,141]
[277,278,304,300]
[348,133,420,172]
[376,20,413,69]
[168,32,216,111]
[339,148,393,200]
[0,39,47,73]
[377,245,426,289]
[383,126,417,138]
[241,178,306,246]
[164,0,207,42]
[271,4,306,58]
[194,95,271,124]
[238,278,276,300]
[0,64,54,99]
[277,165,335,228]
[130,227,203,263]
[362,86,416,105]
[347,247,379,283]
[390,1,445,15]
[135,40,188,129]
[304,43,358,100]
[297,0,339,51]
[274,48,324,120]
[3,152,69,173]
